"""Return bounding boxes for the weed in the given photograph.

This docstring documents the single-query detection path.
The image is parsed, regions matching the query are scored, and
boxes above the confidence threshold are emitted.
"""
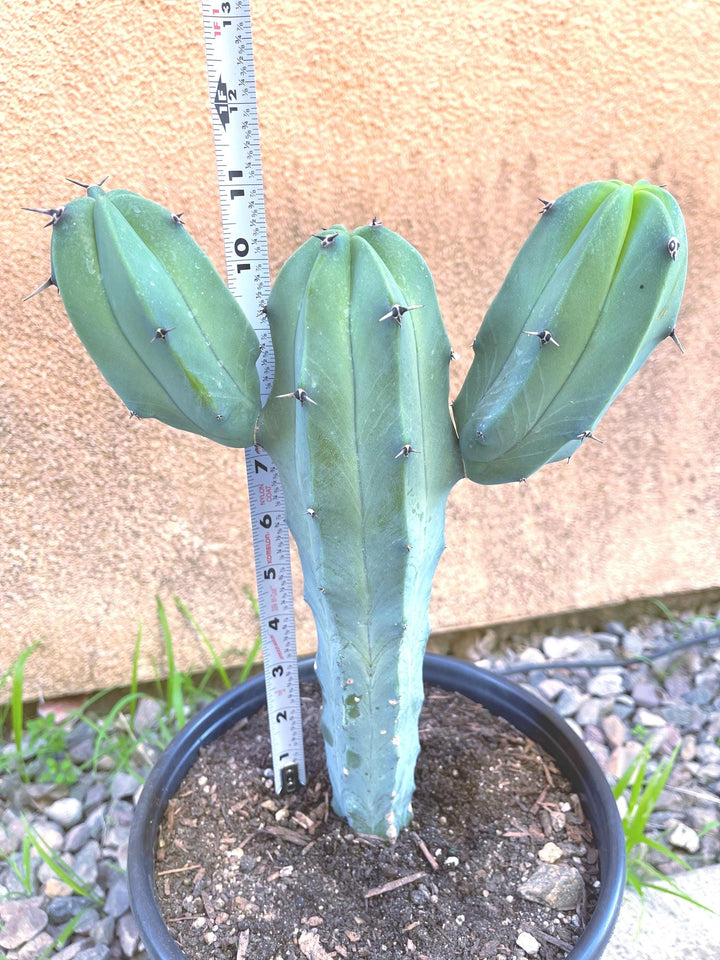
[613,740,716,912]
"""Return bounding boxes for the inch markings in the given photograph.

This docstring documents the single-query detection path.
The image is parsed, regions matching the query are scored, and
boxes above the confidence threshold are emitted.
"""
[201,1,306,795]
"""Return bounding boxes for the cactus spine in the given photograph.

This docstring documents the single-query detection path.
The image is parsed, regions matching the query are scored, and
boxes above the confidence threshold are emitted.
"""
[32,178,687,840]
[257,225,463,837]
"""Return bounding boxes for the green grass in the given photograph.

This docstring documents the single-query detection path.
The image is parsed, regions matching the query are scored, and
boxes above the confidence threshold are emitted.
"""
[613,739,716,912]
[0,594,262,784]
[0,594,262,954]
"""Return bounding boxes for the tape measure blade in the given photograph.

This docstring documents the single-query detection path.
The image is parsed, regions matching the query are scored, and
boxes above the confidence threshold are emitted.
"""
[201,1,306,794]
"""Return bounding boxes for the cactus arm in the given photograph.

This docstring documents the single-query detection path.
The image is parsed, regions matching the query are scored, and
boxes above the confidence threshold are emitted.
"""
[50,195,201,434]
[258,225,462,837]
[105,189,262,412]
[454,180,619,414]
[454,180,687,483]
[92,193,260,446]
[48,183,261,446]
[544,181,688,466]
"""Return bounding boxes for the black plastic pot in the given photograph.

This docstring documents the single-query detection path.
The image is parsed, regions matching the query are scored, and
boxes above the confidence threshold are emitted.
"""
[128,654,626,960]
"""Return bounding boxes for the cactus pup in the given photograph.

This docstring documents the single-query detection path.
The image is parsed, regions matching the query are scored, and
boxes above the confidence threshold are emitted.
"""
[30,177,687,839]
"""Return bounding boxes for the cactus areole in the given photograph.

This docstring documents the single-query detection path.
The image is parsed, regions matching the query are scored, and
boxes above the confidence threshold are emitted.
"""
[34,178,687,839]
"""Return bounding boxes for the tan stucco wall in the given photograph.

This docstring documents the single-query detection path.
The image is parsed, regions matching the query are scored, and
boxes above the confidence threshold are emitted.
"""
[2,0,719,700]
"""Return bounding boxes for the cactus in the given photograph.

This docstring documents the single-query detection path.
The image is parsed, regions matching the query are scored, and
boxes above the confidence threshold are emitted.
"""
[30,178,687,839]
[27,180,261,447]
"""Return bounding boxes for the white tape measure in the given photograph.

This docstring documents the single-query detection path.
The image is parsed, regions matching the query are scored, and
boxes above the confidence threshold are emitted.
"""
[201,1,306,795]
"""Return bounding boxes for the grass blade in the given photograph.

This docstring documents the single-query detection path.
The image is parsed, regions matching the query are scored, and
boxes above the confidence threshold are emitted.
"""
[23,817,102,904]
[156,595,185,729]
[174,595,231,690]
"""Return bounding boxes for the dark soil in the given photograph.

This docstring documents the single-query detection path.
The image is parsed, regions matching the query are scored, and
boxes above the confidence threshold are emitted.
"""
[155,683,600,960]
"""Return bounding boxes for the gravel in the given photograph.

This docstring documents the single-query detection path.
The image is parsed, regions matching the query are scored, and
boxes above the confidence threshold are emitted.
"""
[1,608,718,959]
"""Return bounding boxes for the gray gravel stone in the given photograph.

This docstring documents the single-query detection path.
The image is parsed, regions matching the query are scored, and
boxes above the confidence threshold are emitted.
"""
[584,740,610,767]
[90,914,116,946]
[106,800,134,828]
[72,907,101,936]
[613,696,637,722]
[536,678,569,701]
[556,687,588,717]
[103,824,131,852]
[132,696,163,734]
[695,742,720,764]
[105,877,130,918]
[64,821,92,853]
[67,738,96,766]
[517,863,585,910]
[696,762,720,785]
[50,941,92,960]
[73,840,101,887]
[634,708,667,728]
[116,911,139,958]
[575,697,605,726]
[619,631,645,656]
[17,931,55,960]
[47,895,97,925]
[542,635,584,659]
[664,672,692,699]
[594,631,622,648]
[83,783,108,810]
[85,805,108,841]
[685,684,715,706]
[74,945,112,960]
[631,681,664,708]
[0,900,48,950]
[110,773,143,802]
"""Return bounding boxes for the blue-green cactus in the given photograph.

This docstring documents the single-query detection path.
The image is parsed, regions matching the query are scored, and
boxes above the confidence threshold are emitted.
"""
[31,178,687,840]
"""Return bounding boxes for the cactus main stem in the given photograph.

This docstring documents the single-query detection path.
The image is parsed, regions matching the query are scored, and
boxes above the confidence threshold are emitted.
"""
[258,225,463,838]
[309,531,436,838]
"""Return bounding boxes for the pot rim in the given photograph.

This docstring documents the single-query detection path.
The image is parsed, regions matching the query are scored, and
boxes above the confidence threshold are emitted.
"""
[129,653,625,960]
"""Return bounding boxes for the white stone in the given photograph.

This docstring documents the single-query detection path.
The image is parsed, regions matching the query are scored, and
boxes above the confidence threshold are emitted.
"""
[669,822,700,854]
[537,678,568,701]
[516,930,541,955]
[542,635,583,659]
[587,672,625,697]
[45,797,83,829]
[538,841,563,863]
[634,708,667,728]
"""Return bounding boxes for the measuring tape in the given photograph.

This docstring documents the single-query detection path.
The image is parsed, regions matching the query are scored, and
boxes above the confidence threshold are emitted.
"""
[200,1,306,795]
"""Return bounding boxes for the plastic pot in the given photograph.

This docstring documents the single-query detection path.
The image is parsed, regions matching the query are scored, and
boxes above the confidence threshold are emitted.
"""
[128,654,626,960]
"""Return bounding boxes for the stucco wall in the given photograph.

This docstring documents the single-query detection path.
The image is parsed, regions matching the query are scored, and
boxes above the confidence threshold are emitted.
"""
[2,0,719,700]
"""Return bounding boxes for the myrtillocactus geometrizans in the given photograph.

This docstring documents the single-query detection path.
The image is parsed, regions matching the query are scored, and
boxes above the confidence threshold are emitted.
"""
[30,178,687,837]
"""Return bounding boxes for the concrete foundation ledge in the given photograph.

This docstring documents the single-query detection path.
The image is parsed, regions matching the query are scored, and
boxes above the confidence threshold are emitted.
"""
[604,863,720,960]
